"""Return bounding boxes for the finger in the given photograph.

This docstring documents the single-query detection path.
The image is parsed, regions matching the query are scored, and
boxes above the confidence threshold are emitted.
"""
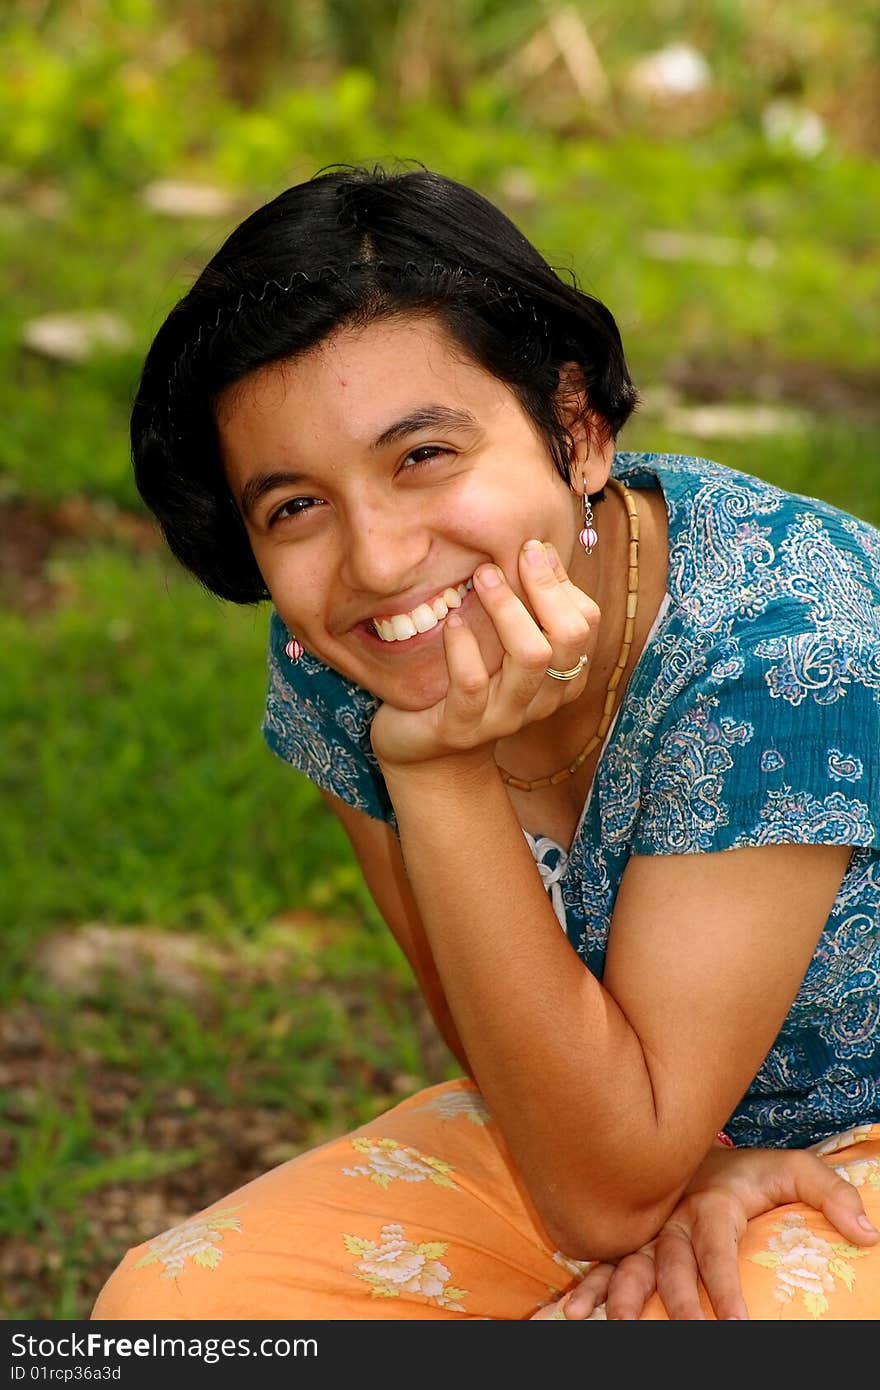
[654,1218,709,1320]
[471,562,554,706]
[561,1262,615,1319]
[517,540,596,659]
[785,1150,880,1246]
[438,611,492,736]
[687,1195,750,1321]
[603,1249,657,1321]
[529,1297,568,1319]
[544,542,602,618]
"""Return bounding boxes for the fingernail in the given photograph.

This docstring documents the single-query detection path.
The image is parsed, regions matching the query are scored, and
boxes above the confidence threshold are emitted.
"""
[858,1214,879,1234]
[476,564,501,588]
[446,612,463,628]
[523,539,546,566]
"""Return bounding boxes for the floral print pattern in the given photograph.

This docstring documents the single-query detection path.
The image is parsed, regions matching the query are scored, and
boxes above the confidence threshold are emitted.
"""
[748,1212,871,1317]
[813,1123,875,1156]
[343,1137,458,1189]
[93,1096,880,1320]
[834,1156,880,1191]
[343,1223,468,1309]
[415,1090,491,1125]
[262,453,880,1148]
[133,1206,244,1279]
[552,1250,594,1280]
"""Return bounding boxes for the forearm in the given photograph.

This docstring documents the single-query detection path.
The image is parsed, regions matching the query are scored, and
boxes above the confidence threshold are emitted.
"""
[406,951,473,1078]
[382,753,687,1256]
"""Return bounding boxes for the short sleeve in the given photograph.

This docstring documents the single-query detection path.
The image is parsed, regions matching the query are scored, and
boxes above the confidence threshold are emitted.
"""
[261,609,395,824]
[631,626,880,856]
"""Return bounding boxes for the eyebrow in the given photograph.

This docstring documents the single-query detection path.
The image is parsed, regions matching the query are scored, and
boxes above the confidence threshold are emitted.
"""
[237,404,482,520]
[369,405,481,452]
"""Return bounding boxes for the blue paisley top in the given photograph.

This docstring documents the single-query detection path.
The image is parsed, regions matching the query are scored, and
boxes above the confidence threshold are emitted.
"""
[262,452,880,1148]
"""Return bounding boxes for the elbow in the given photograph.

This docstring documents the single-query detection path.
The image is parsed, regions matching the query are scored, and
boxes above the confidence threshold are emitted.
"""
[539,1194,678,1265]
[547,1220,662,1267]
[528,1139,695,1263]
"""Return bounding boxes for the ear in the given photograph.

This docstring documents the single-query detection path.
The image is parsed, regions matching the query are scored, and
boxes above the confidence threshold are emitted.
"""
[555,361,615,495]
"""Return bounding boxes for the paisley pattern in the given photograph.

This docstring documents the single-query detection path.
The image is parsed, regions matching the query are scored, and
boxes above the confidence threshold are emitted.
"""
[263,642,393,823]
[732,787,874,848]
[761,749,786,772]
[637,696,754,853]
[262,453,880,1149]
[828,749,864,783]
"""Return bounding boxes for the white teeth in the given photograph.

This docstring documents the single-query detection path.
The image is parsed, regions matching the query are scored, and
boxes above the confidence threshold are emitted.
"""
[411,603,440,633]
[372,575,474,642]
[390,613,418,640]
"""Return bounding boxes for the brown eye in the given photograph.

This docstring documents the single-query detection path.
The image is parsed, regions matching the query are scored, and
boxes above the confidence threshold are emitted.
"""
[402,446,450,470]
[269,497,323,526]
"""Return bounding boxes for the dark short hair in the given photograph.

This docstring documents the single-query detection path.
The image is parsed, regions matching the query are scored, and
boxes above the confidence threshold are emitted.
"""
[132,162,639,603]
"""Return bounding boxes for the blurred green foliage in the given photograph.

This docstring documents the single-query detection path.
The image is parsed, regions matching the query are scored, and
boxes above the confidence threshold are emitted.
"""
[4,0,879,179]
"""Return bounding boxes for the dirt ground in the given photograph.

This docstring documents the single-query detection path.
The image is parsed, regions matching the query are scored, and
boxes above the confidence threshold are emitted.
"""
[1,970,446,1320]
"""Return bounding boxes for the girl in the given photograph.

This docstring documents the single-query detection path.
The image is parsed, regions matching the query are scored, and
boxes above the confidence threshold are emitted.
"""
[93,165,880,1320]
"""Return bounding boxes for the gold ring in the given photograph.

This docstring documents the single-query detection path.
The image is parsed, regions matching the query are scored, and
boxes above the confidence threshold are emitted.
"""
[546,654,589,681]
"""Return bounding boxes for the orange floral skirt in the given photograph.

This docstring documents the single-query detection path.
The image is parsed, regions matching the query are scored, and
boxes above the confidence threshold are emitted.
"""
[92,1079,880,1321]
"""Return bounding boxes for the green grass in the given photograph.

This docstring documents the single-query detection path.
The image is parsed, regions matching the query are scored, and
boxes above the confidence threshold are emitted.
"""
[2,919,442,1318]
[0,1086,207,1238]
[625,414,880,525]
[0,545,350,943]
[2,67,879,1317]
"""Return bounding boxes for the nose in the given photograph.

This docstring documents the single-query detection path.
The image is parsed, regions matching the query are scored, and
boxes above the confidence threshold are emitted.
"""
[338,494,433,599]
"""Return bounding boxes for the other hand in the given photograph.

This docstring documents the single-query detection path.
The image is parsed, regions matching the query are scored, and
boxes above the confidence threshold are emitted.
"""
[533,1142,879,1320]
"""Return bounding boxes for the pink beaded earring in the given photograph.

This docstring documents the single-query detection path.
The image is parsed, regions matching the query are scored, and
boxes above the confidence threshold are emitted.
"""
[285,637,304,662]
[579,486,598,555]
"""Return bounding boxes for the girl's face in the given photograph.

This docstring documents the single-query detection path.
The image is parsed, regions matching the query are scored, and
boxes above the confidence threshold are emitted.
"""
[218,313,610,711]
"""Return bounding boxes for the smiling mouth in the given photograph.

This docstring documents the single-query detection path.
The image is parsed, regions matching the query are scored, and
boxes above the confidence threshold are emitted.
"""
[371,578,475,642]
